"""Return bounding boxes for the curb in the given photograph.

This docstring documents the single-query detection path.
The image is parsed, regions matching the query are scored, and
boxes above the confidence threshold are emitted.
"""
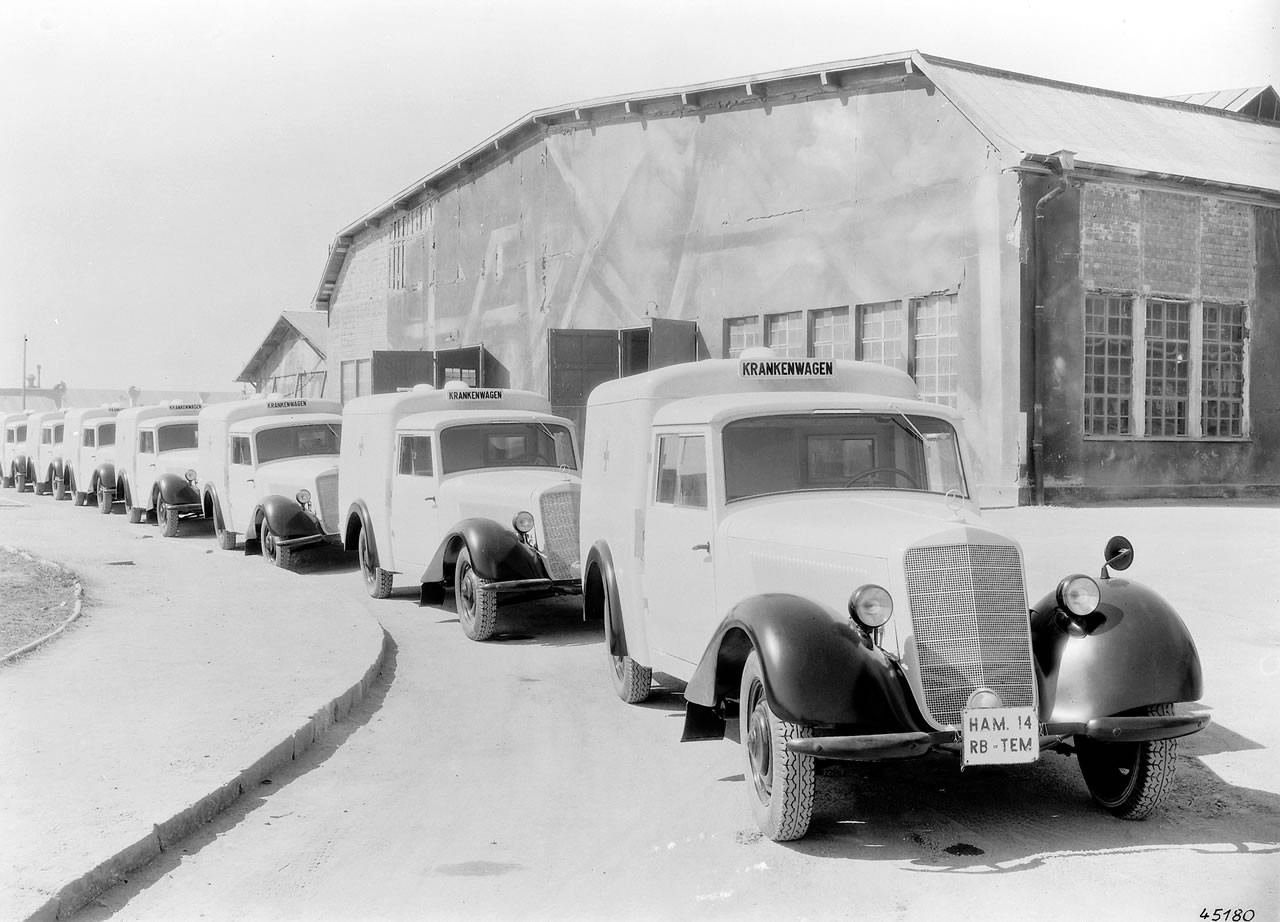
[26,626,392,922]
[0,545,85,665]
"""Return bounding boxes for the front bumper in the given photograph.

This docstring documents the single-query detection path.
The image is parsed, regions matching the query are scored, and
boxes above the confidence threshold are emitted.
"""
[786,713,1211,761]
[488,577,582,594]
[276,532,341,551]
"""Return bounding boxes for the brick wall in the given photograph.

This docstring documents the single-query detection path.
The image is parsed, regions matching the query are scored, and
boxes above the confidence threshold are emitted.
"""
[1080,184,1140,289]
[1201,198,1252,301]
[1142,190,1200,294]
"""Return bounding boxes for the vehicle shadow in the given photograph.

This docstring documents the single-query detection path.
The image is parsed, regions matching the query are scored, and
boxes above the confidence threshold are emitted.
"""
[774,717,1280,871]
[428,593,601,648]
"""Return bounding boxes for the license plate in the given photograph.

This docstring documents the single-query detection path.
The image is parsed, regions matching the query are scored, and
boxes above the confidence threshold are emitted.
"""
[961,706,1039,767]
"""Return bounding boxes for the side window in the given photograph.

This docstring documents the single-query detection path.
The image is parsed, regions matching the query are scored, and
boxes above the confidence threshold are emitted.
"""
[397,436,433,476]
[84,429,96,448]
[42,428,52,444]
[654,435,707,509]
[139,431,155,454]
[231,436,251,466]
[53,424,63,444]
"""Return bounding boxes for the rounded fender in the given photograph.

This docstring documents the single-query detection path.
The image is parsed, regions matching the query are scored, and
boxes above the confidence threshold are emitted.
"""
[584,541,629,655]
[423,517,542,584]
[1031,577,1203,722]
[95,463,117,492]
[259,495,323,540]
[343,500,376,554]
[157,472,200,506]
[685,593,927,731]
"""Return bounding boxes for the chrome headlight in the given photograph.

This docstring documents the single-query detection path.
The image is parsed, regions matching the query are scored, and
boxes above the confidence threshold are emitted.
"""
[1057,574,1100,616]
[185,469,198,483]
[849,584,894,629]
[512,511,535,534]
[296,488,312,506]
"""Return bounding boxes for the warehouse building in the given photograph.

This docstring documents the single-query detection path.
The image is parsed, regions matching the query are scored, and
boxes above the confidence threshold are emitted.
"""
[252,51,1280,506]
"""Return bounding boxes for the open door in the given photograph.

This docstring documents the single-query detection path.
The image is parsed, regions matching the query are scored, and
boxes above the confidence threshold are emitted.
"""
[647,318,698,369]
[371,351,434,395]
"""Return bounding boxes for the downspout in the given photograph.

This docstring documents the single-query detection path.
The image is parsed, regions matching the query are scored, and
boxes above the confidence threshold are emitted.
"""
[1030,152,1073,506]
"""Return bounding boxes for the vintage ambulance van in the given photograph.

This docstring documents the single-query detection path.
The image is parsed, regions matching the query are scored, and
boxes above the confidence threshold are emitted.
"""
[339,382,581,640]
[2,410,34,490]
[580,349,1207,841]
[115,402,203,532]
[62,406,123,507]
[29,409,68,496]
[198,396,343,568]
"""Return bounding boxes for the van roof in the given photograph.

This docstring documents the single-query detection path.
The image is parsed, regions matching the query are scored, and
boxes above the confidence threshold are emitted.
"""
[587,356,918,407]
[199,396,342,425]
[63,406,123,425]
[395,409,570,432]
[651,391,963,427]
[342,385,553,419]
[228,413,342,436]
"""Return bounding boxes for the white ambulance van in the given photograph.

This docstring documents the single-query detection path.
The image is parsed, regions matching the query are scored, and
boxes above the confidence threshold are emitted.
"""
[115,401,203,533]
[339,382,581,640]
[198,396,343,568]
[579,349,1207,841]
[30,409,68,496]
[2,410,35,491]
[62,406,123,508]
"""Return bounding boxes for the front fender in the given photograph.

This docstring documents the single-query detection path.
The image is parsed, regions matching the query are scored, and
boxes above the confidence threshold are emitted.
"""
[157,472,200,506]
[254,495,324,545]
[95,463,117,491]
[343,500,375,554]
[684,594,927,732]
[1031,577,1203,722]
[422,517,543,584]
[584,542,626,655]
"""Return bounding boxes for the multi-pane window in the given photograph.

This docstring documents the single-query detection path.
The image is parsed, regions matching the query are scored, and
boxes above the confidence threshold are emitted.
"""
[857,301,908,372]
[1201,303,1246,438]
[810,308,850,360]
[340,358,373,403]
[725,317,761,358]
[764,312,804,357]
[911,294,959,408]
[1084,294,1134,436]
[387,205,424,292]
[441,364,479,387]
[1083,291,1249,439]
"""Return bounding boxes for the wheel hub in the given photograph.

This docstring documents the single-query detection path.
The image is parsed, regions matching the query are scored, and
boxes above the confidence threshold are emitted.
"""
[747,700,774,800]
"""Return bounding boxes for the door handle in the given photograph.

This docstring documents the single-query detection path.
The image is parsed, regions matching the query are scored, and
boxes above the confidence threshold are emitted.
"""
[246,479,254,485]
[424,496,436,503]
[691,542,710,552]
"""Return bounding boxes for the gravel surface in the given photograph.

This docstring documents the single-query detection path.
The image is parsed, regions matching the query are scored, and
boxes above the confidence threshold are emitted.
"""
[0,547,80,658]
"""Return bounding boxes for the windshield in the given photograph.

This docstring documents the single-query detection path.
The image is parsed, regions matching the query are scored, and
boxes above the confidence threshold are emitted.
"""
[440,422,577,474]
[255,423,341,464]
[722,413,967,502]
[157,422,198,452]
[97,423,116,447]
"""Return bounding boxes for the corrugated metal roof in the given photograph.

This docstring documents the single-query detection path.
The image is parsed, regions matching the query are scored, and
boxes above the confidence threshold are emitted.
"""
[1165,87,1271,111]
[237,311,329,384]
[919,54,1280,193]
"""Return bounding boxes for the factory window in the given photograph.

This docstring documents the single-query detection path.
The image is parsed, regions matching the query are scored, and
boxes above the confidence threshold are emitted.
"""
[1083,292,1248,439]
[340,358,372,403]
[911,294,959,408]
[855,301,908,372]
[765,312,805,357]
[724,317,761,358]
[809,307,850,359]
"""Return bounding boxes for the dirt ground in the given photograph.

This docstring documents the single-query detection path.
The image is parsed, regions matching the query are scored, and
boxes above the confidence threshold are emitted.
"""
[0,546,80,657]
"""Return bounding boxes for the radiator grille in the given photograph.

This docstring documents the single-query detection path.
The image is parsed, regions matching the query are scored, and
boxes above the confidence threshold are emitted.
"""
[315,471,340,533]
[539,485,581,581]
[904,544,1034,727]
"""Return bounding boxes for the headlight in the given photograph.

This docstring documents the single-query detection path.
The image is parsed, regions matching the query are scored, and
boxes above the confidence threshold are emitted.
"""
[512,511,535,534]
[185,469,197,483]
[1057,574,1100,616]
[296,488,312,506]
[849,584,893,629]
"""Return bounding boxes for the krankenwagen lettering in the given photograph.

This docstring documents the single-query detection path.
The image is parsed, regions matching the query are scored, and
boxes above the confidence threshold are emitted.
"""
[739,359,834,377]
[266,400,308,409]
[447,390,504,400]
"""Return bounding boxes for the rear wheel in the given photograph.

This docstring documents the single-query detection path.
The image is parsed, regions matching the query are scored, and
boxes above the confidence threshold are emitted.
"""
[261,523,293,570]
[14,469,27,493]
[455,546,498,641]
[53,472,66,501]
[1076,703,1178,819]
[71,474,86,505]
[599,575,651,703]
[212,501,236,550]
[358,527,393,599]
[97,487,112,513]
[157,499,181,537]
[740,651,815,841]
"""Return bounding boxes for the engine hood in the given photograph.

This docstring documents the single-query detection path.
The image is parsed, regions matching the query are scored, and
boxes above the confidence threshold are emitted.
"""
[256,455,340,495]
[156,448,199,477]
[440,468,580,521]
[720,492,1016,559]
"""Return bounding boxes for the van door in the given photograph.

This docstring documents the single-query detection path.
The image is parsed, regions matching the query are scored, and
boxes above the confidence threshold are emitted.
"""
[390,433,440,574]
[227,436,255,533]
[642,431,716,674]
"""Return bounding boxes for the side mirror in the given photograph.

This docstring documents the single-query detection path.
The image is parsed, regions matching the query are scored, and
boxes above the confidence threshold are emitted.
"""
[1101,535,1134,579]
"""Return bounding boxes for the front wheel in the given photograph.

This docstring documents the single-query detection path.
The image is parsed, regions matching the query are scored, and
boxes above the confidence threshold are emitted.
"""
[261,524,293,570]
[739,651,815,841]
[454,546,498,641]
[157,500,181,537]
[1076,703,1178,819]
[358,528,393,599]
[609,653,653,704]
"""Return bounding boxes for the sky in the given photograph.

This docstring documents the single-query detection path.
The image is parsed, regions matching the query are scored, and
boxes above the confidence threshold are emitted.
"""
[1,0,1277,393]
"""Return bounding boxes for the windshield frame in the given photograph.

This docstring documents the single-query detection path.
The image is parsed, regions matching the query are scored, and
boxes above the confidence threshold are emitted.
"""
[253,422,343,465]
[438,420,579,475]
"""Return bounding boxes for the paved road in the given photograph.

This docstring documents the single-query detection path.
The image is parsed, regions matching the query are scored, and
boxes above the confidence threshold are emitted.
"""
[12,498,1280,921]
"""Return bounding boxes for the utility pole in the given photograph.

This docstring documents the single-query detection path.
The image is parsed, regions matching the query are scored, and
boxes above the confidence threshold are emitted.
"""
[21,335,27,410]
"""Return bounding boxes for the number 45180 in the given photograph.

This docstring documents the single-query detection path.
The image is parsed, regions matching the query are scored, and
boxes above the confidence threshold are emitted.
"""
[1201,910,1254,921]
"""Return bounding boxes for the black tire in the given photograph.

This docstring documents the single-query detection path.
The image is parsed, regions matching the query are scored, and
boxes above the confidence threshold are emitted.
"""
[53,472,66,501]
[72,476,86,505]
[157,499,181,537]
[34,478,46,496]
[97,487,112,514]
[740,651,815,841]
[1076,703,1178,819]
[599,576,651,703]
[14,470,27,493]
[127,505,144,524]
[454,546,498,641]
[212,501,237,550]
[358,527,393,599]
[261,523,293,570]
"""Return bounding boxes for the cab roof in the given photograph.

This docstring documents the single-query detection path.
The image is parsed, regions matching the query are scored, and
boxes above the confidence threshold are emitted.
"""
[342,384,553,419]
[31,410,67,428]
[199,396,343,426]
[117,402,204,428]
[588,356,918,407]
[652,391,963,427]
[228,413,343,436]
[395,408,570,433]
[63,406,123,426]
